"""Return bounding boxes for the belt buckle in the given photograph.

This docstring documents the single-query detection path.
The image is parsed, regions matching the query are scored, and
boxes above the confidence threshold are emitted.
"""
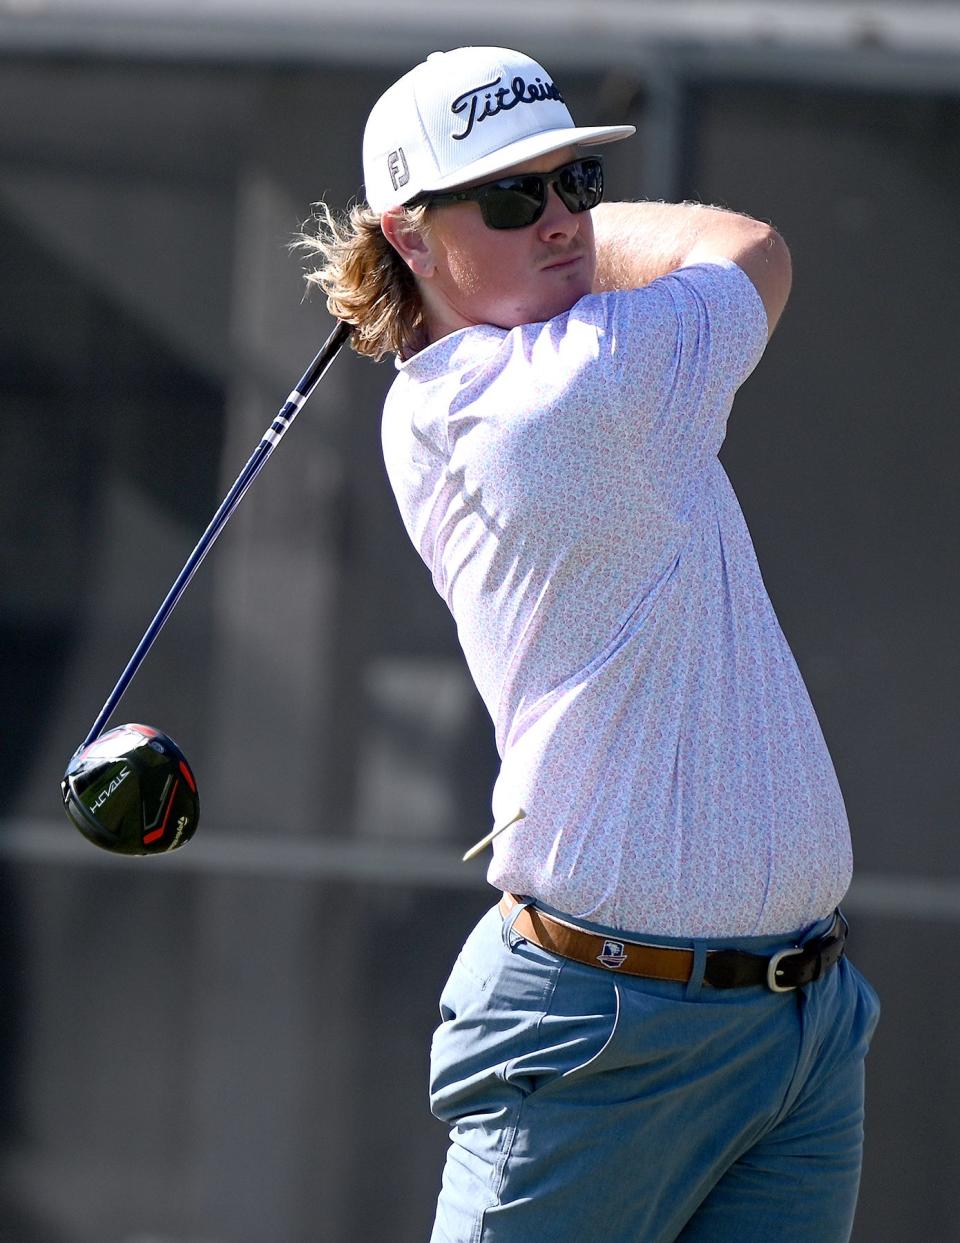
[766,945,804,992]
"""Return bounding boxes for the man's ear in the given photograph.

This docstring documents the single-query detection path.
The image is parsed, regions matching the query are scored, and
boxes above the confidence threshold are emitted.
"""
[381,209,435,278]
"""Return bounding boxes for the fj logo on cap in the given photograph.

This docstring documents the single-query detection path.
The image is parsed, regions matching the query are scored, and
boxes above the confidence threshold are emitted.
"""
[451,74,564,141]
[387,148,410,192]
[597,940,628,969]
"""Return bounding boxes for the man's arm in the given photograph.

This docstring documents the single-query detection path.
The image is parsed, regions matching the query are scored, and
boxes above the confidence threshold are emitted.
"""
[591,201,793,337]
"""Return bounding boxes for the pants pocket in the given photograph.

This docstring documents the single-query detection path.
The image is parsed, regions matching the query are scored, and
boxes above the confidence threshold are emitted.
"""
[845,958,881,1051]
[429,923,564,1122]
[500,957,623,1098]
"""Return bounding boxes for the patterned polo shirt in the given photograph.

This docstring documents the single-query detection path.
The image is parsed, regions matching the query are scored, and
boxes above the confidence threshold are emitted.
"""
[381,260,852,936]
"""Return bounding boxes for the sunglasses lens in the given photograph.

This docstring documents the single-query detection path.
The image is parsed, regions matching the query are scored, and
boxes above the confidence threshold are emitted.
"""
[481,179,546,229]
[556,159,604,213]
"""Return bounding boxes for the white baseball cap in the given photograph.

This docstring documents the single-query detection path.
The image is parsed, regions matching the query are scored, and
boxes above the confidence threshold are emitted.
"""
[363,46,635,212]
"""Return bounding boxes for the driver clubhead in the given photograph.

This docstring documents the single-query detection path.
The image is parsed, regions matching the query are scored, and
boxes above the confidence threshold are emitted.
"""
[61,724,199,856]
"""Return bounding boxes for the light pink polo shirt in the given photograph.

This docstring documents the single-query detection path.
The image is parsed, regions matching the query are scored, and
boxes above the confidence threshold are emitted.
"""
[382,260,852,936]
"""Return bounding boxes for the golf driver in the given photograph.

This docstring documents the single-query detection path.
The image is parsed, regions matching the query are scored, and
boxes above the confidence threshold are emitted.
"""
[61,319,352,856]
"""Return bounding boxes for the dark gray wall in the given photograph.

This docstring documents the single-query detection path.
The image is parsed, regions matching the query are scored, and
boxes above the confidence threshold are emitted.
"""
[694,81,960,1239]
[0,49,955,1243]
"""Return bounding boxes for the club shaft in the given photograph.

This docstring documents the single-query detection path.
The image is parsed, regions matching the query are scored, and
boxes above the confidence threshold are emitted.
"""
[81,319,351,750]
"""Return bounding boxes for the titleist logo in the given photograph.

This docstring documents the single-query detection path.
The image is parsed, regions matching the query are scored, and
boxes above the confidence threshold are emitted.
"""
[451,74,564,141]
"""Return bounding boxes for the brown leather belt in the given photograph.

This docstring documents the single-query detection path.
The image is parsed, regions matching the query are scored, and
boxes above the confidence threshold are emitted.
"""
[499,893,847,992]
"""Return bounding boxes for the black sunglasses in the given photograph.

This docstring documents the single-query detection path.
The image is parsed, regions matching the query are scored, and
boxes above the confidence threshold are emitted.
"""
[412,156,604,230]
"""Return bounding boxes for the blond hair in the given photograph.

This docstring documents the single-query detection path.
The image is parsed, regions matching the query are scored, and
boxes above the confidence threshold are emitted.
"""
[294,200,429,362]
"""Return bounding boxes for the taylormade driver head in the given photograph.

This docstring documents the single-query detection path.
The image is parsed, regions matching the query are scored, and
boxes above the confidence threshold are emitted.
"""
[61,724,199,856]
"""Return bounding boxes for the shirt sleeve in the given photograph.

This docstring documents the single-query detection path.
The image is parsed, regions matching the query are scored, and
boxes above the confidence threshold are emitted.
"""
[565,258,769,511]
[658,257,768,387]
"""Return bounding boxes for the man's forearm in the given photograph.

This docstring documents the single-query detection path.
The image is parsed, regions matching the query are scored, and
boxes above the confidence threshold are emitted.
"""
[591,200,772,292]
[592,201,718,291]
[590,199,792,334]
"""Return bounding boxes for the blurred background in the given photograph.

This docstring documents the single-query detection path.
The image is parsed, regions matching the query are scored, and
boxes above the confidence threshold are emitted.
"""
[0,2,957,1240]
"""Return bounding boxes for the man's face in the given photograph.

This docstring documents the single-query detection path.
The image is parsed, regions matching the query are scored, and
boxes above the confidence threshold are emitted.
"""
[416,147,597,337]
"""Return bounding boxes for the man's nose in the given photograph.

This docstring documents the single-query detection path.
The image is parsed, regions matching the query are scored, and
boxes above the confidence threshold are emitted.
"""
[537,185,579,241]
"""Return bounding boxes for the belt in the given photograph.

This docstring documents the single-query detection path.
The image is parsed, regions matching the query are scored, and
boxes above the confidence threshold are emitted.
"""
[499,894,847,992]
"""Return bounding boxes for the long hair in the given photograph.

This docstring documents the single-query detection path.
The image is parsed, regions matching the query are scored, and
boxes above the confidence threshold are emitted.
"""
[294,201,429,362]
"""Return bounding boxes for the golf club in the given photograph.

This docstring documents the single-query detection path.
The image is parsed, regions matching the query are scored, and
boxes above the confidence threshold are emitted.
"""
[61,318,352,855]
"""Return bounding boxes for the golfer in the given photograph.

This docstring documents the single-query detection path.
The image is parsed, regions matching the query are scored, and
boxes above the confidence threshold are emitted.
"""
[301,45,880,1243]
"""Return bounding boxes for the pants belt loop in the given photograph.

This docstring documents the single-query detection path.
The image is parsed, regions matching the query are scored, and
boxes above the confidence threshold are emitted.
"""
[685,939,708,1000]
[501,894,533,948]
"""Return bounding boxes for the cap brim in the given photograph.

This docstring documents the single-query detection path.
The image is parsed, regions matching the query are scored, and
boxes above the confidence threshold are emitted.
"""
[415,124,636,197]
